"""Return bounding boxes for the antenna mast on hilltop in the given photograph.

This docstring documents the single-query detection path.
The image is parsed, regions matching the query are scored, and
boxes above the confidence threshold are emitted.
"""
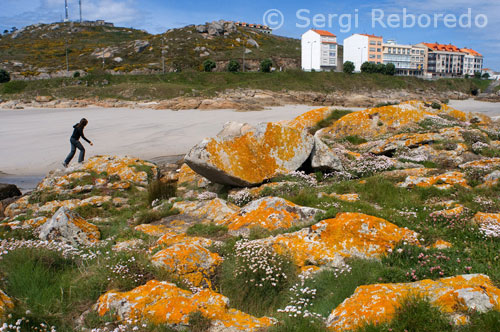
[64,0,69,22]
[79,0,82,23]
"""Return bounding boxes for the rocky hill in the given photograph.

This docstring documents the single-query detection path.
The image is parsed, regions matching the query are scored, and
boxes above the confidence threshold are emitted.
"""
[0,20,301,79]
[1,101,500,331]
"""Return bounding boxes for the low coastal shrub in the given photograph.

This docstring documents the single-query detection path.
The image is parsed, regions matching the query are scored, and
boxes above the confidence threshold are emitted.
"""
[219,240,297,316]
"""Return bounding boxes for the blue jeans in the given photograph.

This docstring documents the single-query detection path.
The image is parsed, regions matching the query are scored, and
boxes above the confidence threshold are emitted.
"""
[64,138,85,164]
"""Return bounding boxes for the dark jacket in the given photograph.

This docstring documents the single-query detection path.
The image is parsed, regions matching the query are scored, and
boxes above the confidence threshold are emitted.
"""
[71,124,91,143]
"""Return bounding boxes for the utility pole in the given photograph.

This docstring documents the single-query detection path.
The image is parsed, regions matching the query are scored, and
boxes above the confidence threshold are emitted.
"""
[102,49,105,69]
[65,38,69,71]
[64,0,69,22]
[161,38,165,74]
[79,0,82,23]
[242,48,246,73]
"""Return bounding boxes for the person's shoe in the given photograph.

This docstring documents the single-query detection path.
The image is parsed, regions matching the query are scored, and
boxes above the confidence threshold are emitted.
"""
[62,162,68,168]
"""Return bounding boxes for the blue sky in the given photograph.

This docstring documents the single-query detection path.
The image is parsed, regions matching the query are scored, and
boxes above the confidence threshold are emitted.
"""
[1,0,499,70]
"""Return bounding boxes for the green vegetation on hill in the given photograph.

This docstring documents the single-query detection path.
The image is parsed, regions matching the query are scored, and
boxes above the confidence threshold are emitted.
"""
[0,22,300,75]
[0,71,490,101]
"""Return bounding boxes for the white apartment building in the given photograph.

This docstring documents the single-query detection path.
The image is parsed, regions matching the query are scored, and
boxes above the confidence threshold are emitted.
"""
[343,33,383,72]
[461,48,483,76]
[416,43,465,77]
[301,29,338,72]
[383,40,426,76]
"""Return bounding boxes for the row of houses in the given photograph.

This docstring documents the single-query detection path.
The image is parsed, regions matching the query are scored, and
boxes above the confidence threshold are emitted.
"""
[301,29,486,78]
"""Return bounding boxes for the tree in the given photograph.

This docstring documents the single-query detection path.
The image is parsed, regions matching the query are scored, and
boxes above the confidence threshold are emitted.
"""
[482,72,490,79]
[0,69,10,83]
[375,63,386,74]
[343,61,355,74]
[464,74,470,79]
[203,59,216,72]
[385,63,396,76]
[360,62,376,74]
[10,27,17,33]
[227,59,240,72]
[260,59,273,73]
[2,30,8,34]
[474,71,482,79]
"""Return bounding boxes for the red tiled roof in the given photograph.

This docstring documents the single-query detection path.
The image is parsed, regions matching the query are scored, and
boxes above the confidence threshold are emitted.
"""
[312,29,336,37]
[460,48,482,57]
[360,33,382,39]
[423,43,461,53]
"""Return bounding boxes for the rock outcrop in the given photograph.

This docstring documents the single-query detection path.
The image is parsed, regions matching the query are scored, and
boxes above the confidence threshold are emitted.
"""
[326,274,500,331]
[97,280,275,330]
[185,121,314,186]
[217,197,323,237]
[0,183,22,200]
[38,207,100,246]
[258,212,419,273]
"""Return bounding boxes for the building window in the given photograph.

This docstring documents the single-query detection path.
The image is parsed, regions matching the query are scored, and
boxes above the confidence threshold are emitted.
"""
[377,41,381,45]
[377,48,381,52]
[370,47,376,52]
[370,41,376,45]
[369,54,375,59]
[329,52,336,57]
[329,44,336,49]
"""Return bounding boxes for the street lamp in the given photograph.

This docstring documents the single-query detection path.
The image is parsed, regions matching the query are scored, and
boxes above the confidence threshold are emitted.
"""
[307,40,317,72]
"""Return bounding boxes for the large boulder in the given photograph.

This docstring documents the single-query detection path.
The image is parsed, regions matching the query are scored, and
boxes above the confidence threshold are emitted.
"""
[257,212,420,273]
[0,183,22,200]
[326,274,500,331]
[38,207,100,246]
[152,242,222,288]
[185,122,314,186]
[310,131,344,171]
[97,280,275,330]
[218,197,323,237]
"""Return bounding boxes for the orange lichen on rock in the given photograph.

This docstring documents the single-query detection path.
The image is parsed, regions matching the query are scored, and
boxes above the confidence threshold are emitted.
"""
[430,204,465,218]
[218,197,322,236]
[370,132,442,155]
[431,239,453,249]
[38,207,100,246]
[472,212,500,228]
[460,158,500,170]
[185,122,314,186]
[173,198,239,223]
[326,274,500,331]
[325,101,437,139]
[318,192,360,202]
[324,101,492,140]
[0,289,14,319]
[176,163,209,187]
[398,171,469,190]
[258,212,419,270]
[97,280,274,330]
[152,242,222,288]
[383,168,434,178]
[285,107,331,131]
[82,155,156,185]
[134,224,171,237]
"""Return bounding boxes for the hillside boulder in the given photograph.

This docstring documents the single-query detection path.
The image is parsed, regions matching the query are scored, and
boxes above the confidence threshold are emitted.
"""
[97,280,275,330]
[38,207,100,246]
[326,274,500,331]
[218,197,323,237]
[0,183,22,200]
[185,122,314,186]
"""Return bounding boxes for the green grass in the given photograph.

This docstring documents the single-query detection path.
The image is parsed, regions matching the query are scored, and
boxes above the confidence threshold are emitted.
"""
[310,109,353,133]
[0,71,488,101]
[357,296,453,332]
[186,223,228,239]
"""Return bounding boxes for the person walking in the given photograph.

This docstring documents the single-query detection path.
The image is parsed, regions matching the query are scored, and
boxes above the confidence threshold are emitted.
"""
[63,118,93,167]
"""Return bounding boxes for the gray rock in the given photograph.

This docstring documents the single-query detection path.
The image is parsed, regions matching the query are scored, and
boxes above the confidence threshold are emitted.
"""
[196,25,208,33]
[246,38,259,48]
[133,40,150,53]
[0,183,22,200]
[38,207,100,246]
[185,122,314,186]
[310,131,344,172]
[207,21,224,36]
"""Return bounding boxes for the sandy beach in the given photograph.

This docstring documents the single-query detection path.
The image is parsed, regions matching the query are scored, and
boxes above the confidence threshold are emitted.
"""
[0,99,498,189]
[0,105,346,178]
